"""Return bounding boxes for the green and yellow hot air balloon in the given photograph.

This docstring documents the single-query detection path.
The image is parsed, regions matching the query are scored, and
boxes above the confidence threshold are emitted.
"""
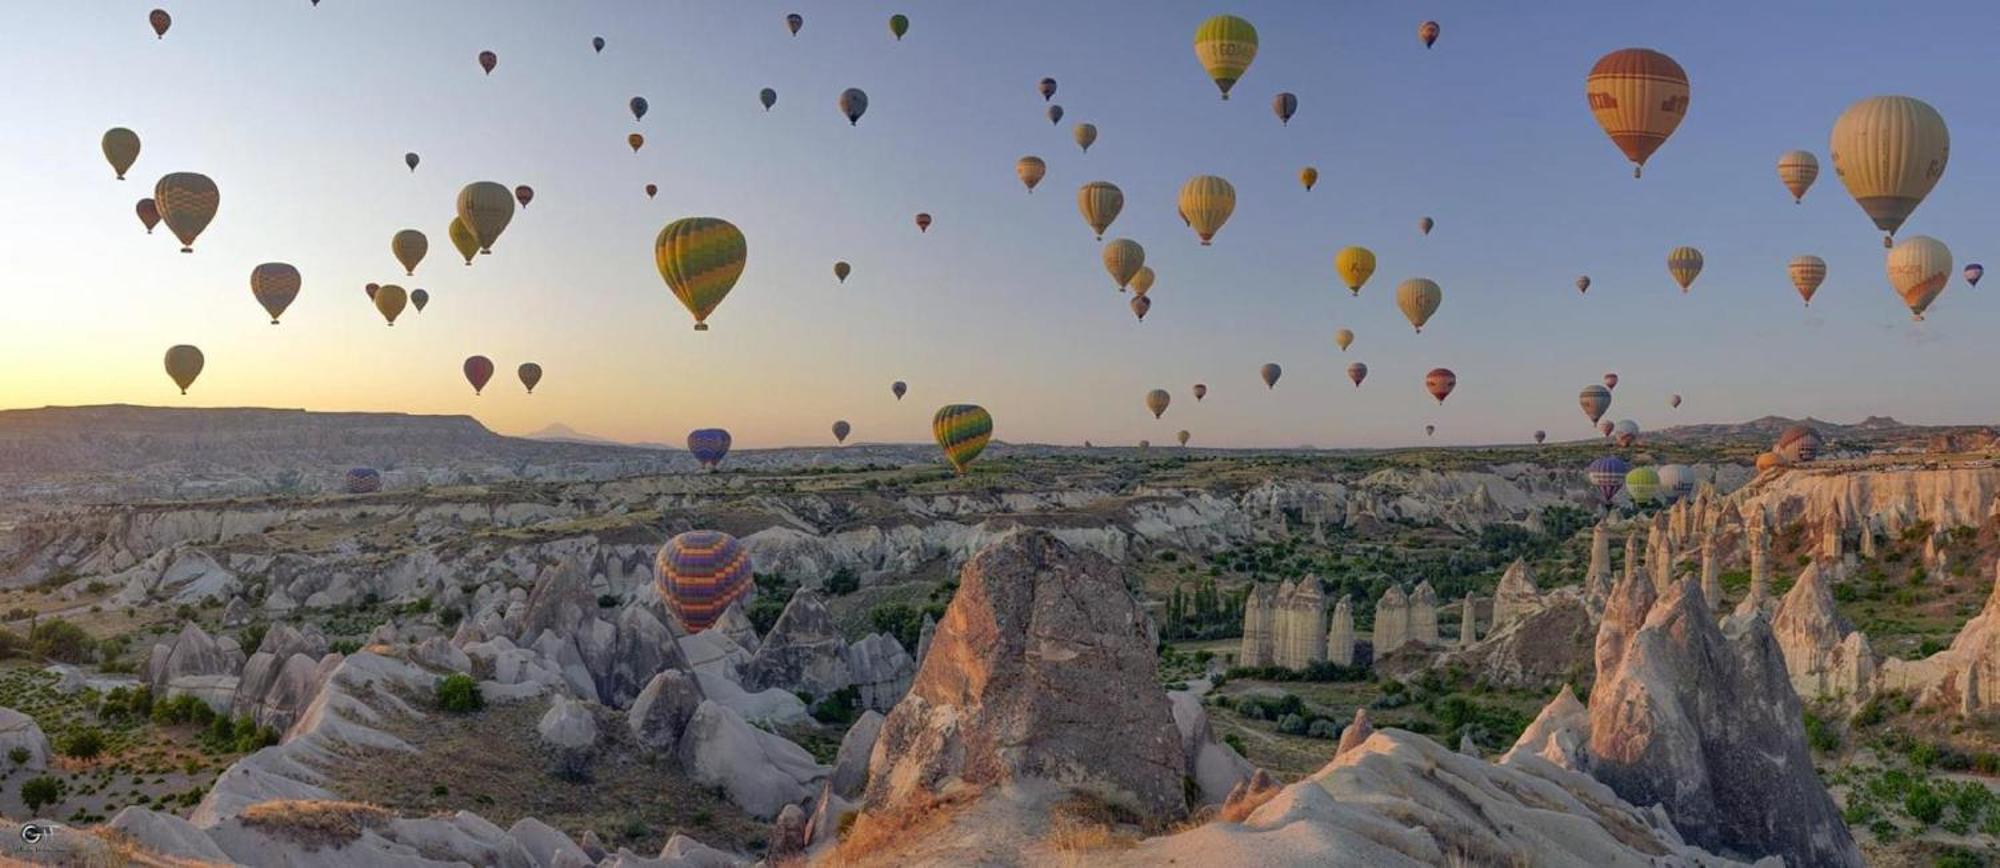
[1625,466,1661,504]
[655,217,747,331]
[448,217,479,265]
[932,404,992,475]
[1194,15,1258,100]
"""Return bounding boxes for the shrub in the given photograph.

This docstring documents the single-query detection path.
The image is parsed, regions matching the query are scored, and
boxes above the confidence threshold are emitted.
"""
[1905,786,1944,825]
[1222,734,1247,757]
[1306,719,1340,739]
[8,747,28,765]
[1802,712,1840,753]
[1276,713,1308,735]
[20,776,61,812]
[238,624,269,653]
[435,674,483,713]
[30,618,94,663]
[595,594,620,609]
[0,627,23,659]
[824,568,860,597]
[439,607,464,627]
[61,728,105,761]
[810,686,861,726]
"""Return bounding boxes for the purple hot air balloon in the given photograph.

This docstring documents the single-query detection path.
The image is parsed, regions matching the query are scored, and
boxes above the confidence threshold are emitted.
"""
[1587,455,1631,506]
[688,428,732,470]
[343,467,382,494]
[656,530,754,634]
[1966,263,1984,287]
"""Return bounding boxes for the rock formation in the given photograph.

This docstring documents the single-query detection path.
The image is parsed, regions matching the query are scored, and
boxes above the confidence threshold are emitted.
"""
[1770,563,1873,701]
[0,707,50,771]
[1491,558,1540,630]
[1456,595,1476,648]
[1167,688,1254,806]
[1699,531,1721,610]
[1439,592,1594,690]
[845,632,915,713]
[1372,585,1409,655]
[742,588,851,698]
[148,623,246,714]
[914,613,936,664]
[1408,581,1439,645]
[1621,530,1640,587]
[1333,707,1372,758]
[1585,520,1613,604]
[1275,578,1329,666]
[1239,582,1277,667]
[628,669,704,753]
[1325,596,1354,666]
[1879,560,2000,713]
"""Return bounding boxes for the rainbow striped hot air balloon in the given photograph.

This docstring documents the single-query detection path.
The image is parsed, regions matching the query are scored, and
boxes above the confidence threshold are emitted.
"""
[688,428,732,469]
[656,217,747,331]
[1586,455,1630,506]
[344,467,382,494]
[932,404,992,475]
[656,530,754,634]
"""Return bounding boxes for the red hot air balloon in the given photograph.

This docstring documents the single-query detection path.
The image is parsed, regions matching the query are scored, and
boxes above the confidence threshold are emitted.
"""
[364,282,379,300]
[514,185,534,208]
[645,183,658,199]
[478,51,497,74]
[136,198,160,234]
[1192,384,1207,401]
[149,9,171,38]
[463,355,495,395]
[1425,368,1457,404]
[1603,373,1619,390]
[915,213,932,233]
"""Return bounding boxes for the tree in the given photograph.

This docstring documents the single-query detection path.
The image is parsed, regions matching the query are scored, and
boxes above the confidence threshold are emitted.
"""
[61,728,105,761]
[29,618,93,663]
[435,674,483,714]
[20,776,60,813]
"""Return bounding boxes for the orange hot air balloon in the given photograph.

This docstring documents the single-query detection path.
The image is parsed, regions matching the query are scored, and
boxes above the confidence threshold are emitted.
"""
[1425,368,1457,404]
[478,51,497,74]
[628,133,645,153]
[1585,48,1690,178]
[463,356,495,395]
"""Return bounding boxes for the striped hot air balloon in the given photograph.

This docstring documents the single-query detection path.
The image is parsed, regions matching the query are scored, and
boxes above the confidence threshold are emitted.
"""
[1073,123,1097,153]
[456,182,515,254]
[1579,384,1612,423]
[656,530,754,634]
[1657,464,1695,504]
[1016,156,1046,193]
[1272,92,1297,125]
[249,262,300,324]
[1396,278,1442,332]
[1788,255,1827,306]
[1667,246,1703,292]
[688,428,733,469]
[154,172,218,252]
[1625,466,1661,504]
[655,217,747,331]
[1178,175,1235,245]
[932,404,992,475]
[344,468,382,494]
[1129,266,1156,297]
[1145,389,1170,419]
[1193,14,1258,100]
[1102,239,1144,290]
[1777,150,1819,203]
[463,355,494,395]
[1586,455,1631,505]
[1077,181,1123,239]
[448,217,479,265]
[1830,96,1949,247]
[1585,48,1690,178]
[1775,425,1823,463]
[1886,235,1950,321]
[1425,368,1456,404]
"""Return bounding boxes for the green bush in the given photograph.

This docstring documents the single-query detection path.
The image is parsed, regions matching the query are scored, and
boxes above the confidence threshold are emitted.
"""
[436,674,483,713]
[1276,713,1308,735]
[1905,786,1944,825]
[1222,733,1247,757]
[1802,712,1840,753]
[20,776,61,812]
[30,618,94,663]
[238,624,269,653]
[61,728,105,760]
[7,746,28,765]
[810,686,861,726]
[824,568,860,596]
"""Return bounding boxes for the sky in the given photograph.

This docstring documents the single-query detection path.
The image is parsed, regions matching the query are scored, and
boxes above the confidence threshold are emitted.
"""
[2,1,1997,449]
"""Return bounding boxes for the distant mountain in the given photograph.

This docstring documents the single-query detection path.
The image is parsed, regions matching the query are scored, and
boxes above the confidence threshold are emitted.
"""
[525,423,676,450]
[1647,414,1993,449]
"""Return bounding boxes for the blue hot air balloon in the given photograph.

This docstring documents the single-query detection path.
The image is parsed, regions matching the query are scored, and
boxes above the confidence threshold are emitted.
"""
[687,428,732,470]
[1586,455,1631,506]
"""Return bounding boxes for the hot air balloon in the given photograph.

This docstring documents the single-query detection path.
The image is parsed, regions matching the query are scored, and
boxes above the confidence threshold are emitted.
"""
[1579,384,1612,423]
[1038,78,1057,101]
[364,283,379,300]
[1335,247,1375,296]
[1193,384,1207,401]
[1830,96,1949,247]
[1756,452,1785,472]
[515,185,534,209]
[832,420,851,444]
[164,344,203,394]
[250,262,300,325]
[1272,92,1297,125]
[1669,393,1682,409]
[456,182,515,254]
[1102,239,1144,290]
[1334,328,1353,352]
[1625,466,1660,504]
[153,172,218,253]
[1300,167,1318,191]
[1419,20,1440,49]
[1193,14,1258,100]
[1395,278,1442,332]
[630,96,649,121]
[1016,156,1046,193]
[892,381,907,400]
[1667,246,1703,291]
[463,355,494,395]
[149,9,171,38]
[1534,430,1547,444]
[391,229,428,275]
[1599,420,1615,437]
[1613,419,1640,447]
[1425,425,1436,438]
[373,284,407,325]
[1259,363,1281,389]
[344,468,382,494]
[1776,425,1823,463]
[1130,266,1156,297]
[101,128,140,180]
[1145,389,1171,419]
[915,213,932,233]
[1603,373,1619,391]
[1887,235,1951,321]
[1777,150,1819,203]
[1586,455,1630,505]
[1130,295,1151,321]
[688,429,732,469]
[760,88,778,111]
[1077,181,1123,240]
[655,217,747,331]
[1425,368,1457,404]
[1657,464,1695,504]
[1788,255,1827,306]
[518,363,542,394]
[628,133,645,153]
[405,152,419,172]
[1179,175,1235,245]
[411,288,429,312]
[1073,123,1097,153]
[135,198,160,234]
[786,13,802,36]
[656,530,754,633]
[889,14,909,40]
[1047,105,1064,125]
[645,184,658,199]
[1966,264,1984,286]
[1177,430,1191,447]
[1346,362,1367,387]
[1419,216,1434,236]
[839,88,868,125]
[1585,49,1690,178]
[834,261,851,283]
[932,405,991,475]
[448,217,479,265]
[478,50,497,74]
[593,36,606,53]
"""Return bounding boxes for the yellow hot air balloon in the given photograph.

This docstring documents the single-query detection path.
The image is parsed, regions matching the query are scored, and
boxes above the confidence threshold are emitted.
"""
[1334,328,1353,352]
[655,217,748,331]
[1016,156,1046,193]
[1193,14,1258,100]
[1129,265,1155,297]
[1144,389,1170,419]
[1178,175,1235,246]
[1077,181,1123,240]
[1787,255,1826,307]
[1585,48,1690,178]
[456,182,516,254]
[391,229,428,275]
[164,345,203,394]
[1667,246,1703,292]
[1777,150,1819,204]
[154,172,219,253]
[448,217,479,265]
[102,128,141,180]
[1102,239,1144,290]
[374,284,408,325]
[1299,166,1318,191]
[1073,123,1097,153]
[1177,430,1191,447]
[1334,246,1375,296]
[1830,96,1949,248]
[1396,278,1442,333]
[1885,235,1951,321]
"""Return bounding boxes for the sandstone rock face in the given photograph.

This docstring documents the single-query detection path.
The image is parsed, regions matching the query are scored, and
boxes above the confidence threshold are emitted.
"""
[1500,684,1589,772]
[1167,689,1253,806]
[677,699,826,819]
[1372,585,1409,655]
[863,530,1188,821]
[1771,563,1872,701]
[830,710,885,799]
[1239,582,1277,667]
[1440,592,1594,690]
[149,622,244,693]
[628,669,705,753]
[742,588,852,698]
[0,707,51,771]
[1589,577,1862,866]
[845,632,914,713]
[1491,557,1541,630]
[1408,581,1439,645]
[1325,596,1354,666]
[1879,560,2000,712]
[915,614,936,664]
[1334,707,1373,758]
[538,696,600,751]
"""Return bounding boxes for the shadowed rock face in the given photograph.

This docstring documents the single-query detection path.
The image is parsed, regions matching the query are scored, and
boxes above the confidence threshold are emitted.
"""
[863,529,1188,821]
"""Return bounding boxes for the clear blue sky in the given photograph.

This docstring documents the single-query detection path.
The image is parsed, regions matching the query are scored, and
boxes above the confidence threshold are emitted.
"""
[1,1,1995,448]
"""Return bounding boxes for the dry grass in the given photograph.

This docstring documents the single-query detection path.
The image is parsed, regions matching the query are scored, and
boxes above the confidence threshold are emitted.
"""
[238,799,390,850]
[827,789,978,865]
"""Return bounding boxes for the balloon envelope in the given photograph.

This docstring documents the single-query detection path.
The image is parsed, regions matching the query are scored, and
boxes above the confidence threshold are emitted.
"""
[1586,455,1631,504]
[932,405,992,474]
[1179,175,1236,245]
[1076,181,1123,239]
[839,88,868,125]
[656,530,754,633]
[1102,239,1144,289]
[1830,95,1949,245]
[1425,368,1457,403]
[832,421,851,443]
[518,363,542,394]
[688,429,733,468]
[1579,384,1612,423]
[1788,255,1827,306]
[463,356,494,394]
[343,468,382,494]
[1335,247,1376,295]
[154,172,219,252]
[1193,14,1259,100]
[1145,389,1171,419]
[1585,48,1690,177]
[1886,235,1951,321]
[455,182,515,254]
[1777,150,1819,203]
[1395,278,1442,332]
[103,128,141,179]
[655,217,748,330]
[1667,246,1703,291]
[164,345,203,394]
[1259,363,1281,389]
[250,262,301,324]
[391,229,428,275]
